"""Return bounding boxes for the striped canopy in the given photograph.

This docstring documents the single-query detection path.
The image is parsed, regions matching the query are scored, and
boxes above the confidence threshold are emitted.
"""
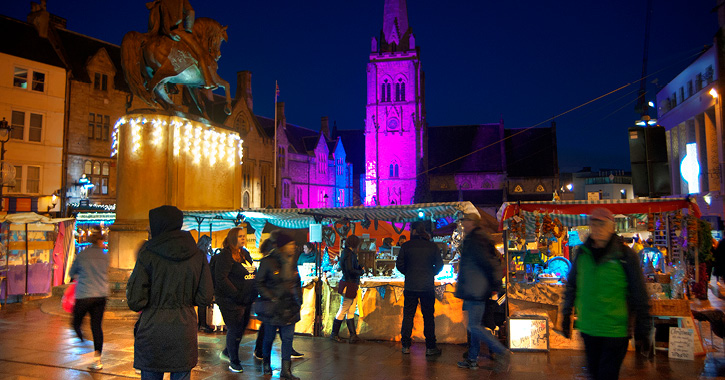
[497,197,701,231]
[183,202,479,242]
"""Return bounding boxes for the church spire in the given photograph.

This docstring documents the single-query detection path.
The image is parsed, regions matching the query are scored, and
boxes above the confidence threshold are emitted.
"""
[382,0,409,47]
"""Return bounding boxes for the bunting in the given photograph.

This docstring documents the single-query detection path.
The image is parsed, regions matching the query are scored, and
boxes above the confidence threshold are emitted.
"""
[377,285,386,300]
[393,286,405,302]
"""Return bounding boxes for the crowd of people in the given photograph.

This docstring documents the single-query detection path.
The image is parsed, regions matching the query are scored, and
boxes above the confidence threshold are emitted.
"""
[68,204,655,380]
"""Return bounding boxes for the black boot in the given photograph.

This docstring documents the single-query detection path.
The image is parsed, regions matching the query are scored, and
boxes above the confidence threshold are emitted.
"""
[347,318,362,343]
[280,360,299,380]
[330,319,345,342]
[263,357,272,375]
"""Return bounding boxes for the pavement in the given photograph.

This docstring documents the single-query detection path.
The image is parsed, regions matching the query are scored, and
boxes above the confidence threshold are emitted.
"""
[1,284,725,380]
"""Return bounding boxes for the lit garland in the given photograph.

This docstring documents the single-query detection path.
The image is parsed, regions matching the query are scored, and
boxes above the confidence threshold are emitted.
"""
[111,115,243,167]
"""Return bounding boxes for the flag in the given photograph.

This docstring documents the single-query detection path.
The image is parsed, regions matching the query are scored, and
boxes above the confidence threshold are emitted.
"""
[276,81,280,98]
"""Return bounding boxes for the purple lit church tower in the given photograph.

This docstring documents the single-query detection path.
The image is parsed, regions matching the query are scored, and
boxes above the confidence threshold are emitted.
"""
[364,0,426,206]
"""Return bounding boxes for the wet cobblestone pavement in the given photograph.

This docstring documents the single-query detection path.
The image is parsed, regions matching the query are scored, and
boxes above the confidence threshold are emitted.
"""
[0,287,724,379]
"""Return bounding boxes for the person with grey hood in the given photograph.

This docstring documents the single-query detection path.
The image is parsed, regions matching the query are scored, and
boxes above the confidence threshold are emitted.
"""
[127,205,213,380]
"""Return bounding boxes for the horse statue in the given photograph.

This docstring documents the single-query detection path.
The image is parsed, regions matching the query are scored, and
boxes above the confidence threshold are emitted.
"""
[121,17,232,118]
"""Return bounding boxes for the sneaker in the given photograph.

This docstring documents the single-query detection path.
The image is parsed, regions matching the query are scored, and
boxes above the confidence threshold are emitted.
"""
[425,347,442,356]
[493,350,511,373]
[253,350,263,360]
[228,362,244,373]
[88,361,103,370]
[457,359,478,370]
[401,346,410,354]
[219,350,230,362]
[291,349,304,359]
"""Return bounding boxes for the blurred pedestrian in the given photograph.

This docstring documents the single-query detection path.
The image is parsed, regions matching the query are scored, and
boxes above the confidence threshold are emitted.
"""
[454,213,510,371]
[396,222,443,355]
[127,205,214,380]
[255,231,303,380]
[214,227,257,373]
[330,235,364,344]
[196,235,214,333]
[562,207,652,380]
[69,226,109,370]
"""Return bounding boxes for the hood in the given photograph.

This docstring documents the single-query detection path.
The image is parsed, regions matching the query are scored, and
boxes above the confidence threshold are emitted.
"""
[149,205,184,238]
[145,205,199,261]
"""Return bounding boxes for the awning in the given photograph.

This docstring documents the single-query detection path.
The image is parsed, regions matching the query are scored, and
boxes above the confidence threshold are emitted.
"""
[183,202,478,243]
[496,197,701,231]
[0,212,74,225]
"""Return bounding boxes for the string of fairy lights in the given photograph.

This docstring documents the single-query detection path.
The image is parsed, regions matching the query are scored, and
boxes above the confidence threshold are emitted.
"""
[111,116,244,166]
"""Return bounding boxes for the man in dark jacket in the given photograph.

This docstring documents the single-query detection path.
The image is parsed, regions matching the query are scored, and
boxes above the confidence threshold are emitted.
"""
[561,208,651,380]
[454,213,510,371]
[127,205,214,379]
[396,222,443,355]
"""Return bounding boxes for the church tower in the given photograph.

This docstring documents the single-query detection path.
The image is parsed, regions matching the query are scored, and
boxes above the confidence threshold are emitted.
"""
[364,0,426,206]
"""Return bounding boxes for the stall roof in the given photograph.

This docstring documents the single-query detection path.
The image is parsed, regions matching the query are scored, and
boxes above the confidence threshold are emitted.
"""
[0,212,74,224]
[497,197,702,231]
[182,202,479,240]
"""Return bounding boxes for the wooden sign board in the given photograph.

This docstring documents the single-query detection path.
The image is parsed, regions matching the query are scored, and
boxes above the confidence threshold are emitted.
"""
[508,316,549,351]
[668,327,694,360]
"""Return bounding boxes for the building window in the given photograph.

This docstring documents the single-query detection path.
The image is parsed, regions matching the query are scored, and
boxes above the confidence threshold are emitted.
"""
[13,67,45,92]
[679,87,685,104]
[94,73,108,91]
[705,65,714,84]
[283,181,290,198]
[381,82,386,102]
[243,191,250,208]
[278,146,286,169]
[84,160,109,195]
[9,165,22,193]
[10,110,43,142]
[671,92,677,107]
[339,189,345,206]
[401,82,405,101]
[696,74,703,92]
[89,113,110,141]
[318,154,326,174]
[395,82,400,101]
[687,80,693,98]
[296,187,303,205]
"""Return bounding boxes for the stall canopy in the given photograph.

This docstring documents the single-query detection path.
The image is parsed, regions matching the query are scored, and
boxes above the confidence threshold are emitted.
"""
[497,197,702,231]
[183,202,479,242]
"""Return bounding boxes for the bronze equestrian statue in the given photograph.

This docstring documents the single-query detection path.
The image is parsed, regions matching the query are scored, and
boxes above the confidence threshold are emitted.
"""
[121,0,232,118]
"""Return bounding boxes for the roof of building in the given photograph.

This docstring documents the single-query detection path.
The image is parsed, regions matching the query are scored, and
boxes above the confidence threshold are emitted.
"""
[0,15,65,68]
[427,124,505,174]
[55,28,129,92]
[504,127,557,177]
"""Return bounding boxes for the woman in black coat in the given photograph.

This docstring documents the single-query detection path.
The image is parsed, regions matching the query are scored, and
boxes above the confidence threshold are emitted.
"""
[330,235,364,343]
[214,227,257,373]
[255,231,302,380]
[127,205,214,379]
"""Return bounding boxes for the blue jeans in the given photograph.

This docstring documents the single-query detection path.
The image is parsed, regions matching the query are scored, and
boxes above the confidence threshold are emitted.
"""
[463,300,506,360]
[140,371,190,380]
[263,323,294,361]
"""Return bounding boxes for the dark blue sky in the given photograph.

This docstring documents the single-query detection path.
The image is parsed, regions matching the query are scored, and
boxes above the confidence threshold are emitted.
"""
[3,0,719,172]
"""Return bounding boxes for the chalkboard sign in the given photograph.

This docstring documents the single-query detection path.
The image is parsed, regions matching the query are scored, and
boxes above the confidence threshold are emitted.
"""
[668,327,694,360]
[508,316,549,351]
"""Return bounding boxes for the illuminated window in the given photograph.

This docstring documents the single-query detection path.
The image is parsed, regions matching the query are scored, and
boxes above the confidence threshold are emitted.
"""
[84,160,92,175]
[9,165,22,193]
[13,67,45,92]
[339,189,345,206]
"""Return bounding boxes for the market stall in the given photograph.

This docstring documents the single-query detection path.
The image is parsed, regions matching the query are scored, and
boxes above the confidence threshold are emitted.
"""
[497,198,703,350]
[0,213,74,304]
[184,202,478,342]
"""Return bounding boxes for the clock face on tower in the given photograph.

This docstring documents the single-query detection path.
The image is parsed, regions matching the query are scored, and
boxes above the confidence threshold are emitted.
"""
[387,118,399,131]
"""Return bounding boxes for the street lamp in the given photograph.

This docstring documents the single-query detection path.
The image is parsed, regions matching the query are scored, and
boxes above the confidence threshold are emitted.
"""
[47,194,58,214]
[0,118,13,212]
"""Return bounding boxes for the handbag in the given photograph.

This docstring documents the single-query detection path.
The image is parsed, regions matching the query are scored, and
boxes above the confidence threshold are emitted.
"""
[61,282,77,313]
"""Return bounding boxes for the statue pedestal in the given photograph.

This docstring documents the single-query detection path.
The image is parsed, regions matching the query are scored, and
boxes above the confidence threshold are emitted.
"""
[107,112,243,272]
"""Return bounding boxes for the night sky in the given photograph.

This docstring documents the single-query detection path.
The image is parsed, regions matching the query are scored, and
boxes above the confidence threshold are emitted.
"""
[2,0,719,172]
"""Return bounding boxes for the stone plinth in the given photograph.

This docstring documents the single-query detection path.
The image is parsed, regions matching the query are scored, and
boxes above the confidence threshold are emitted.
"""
[108,112,243,270]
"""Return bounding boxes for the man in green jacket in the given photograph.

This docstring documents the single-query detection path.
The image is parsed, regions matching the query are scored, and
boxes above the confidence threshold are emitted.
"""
[561,207,651,380]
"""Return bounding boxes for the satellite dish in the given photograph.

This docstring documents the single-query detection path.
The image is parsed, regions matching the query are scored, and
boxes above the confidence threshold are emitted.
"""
[0,163,16,185]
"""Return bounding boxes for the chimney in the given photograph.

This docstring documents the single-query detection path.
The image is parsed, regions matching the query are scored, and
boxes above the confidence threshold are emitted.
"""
[321,117,330,140]
[28,1,50,38]
[236,71,253,111]
[276,102,286,130]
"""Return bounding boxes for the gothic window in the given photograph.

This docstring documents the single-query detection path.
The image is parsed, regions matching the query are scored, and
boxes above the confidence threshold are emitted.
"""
[389,162,400,178]
[401,82,405,101]
[243,191,250,208]
[296,187,303,205]
[389,164,394,177]
[339,189,345,206]
[395,164,399,177]
[395,83,400,102]
[387,118,399,131]
[386,83,391,102]
[381,82,386,102]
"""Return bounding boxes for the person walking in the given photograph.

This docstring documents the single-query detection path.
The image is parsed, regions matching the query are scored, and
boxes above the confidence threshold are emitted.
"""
[69,226,109,370]
[255,231,302,380]
[214,227,257,373]
[396,222,443,355]
[126,205,214,380]
[330,235,364,344]
[561,207,652,380]
[196,235,214,333]
[454,213,510,371]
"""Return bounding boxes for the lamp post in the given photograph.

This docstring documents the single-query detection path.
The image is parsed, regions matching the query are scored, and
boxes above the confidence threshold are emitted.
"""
[0,118,13,212]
